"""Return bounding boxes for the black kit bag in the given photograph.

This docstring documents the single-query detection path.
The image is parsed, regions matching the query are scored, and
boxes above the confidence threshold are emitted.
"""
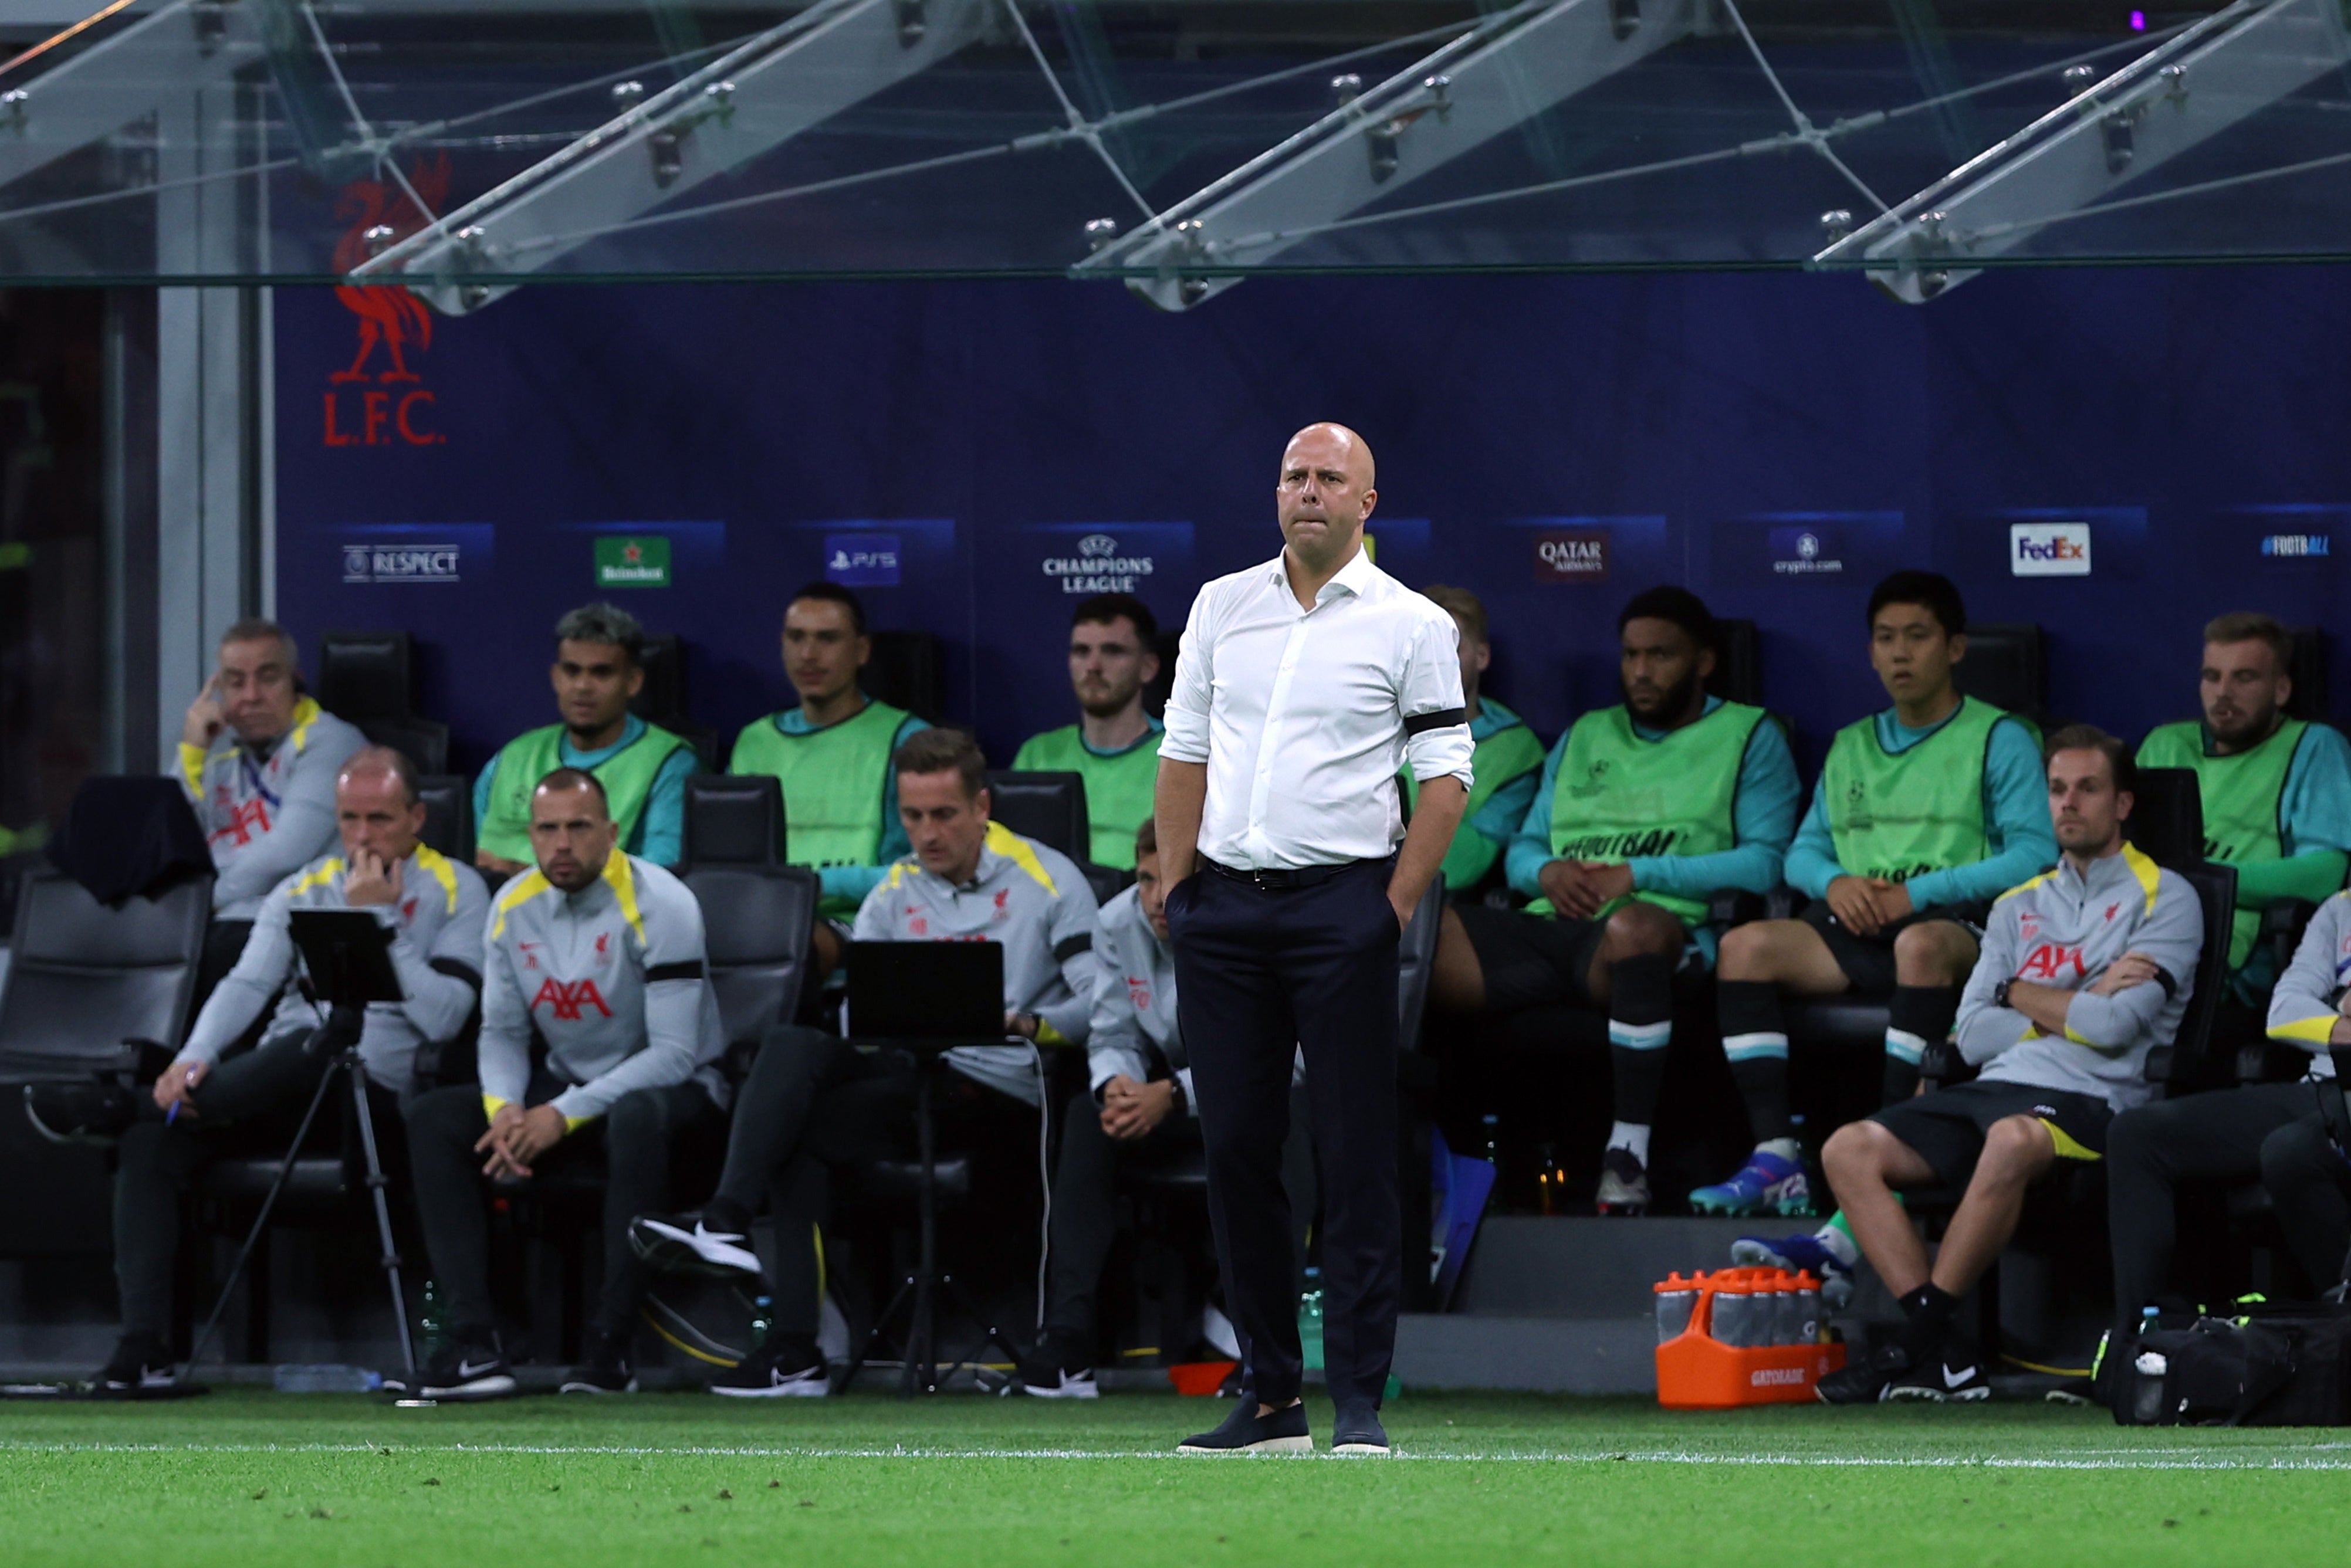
[2111,1304,2351,1427]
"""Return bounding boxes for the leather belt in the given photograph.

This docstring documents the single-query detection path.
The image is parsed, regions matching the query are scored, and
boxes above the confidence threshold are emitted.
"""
[1200,856,1365,890]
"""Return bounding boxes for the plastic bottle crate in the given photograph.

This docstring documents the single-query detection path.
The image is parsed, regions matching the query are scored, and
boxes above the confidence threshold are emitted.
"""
[1654,1266,1846,1409]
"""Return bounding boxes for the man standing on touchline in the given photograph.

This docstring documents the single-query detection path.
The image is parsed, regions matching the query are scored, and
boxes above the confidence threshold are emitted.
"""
[1156,421,1471,1456]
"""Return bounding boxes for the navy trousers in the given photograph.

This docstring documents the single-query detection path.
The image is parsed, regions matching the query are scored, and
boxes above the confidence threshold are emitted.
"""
[1168,856,1399,1408]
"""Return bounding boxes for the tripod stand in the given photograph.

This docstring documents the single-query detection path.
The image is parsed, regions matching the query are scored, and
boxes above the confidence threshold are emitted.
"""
[841,1046,1022,1397]
[185,913,418,1380]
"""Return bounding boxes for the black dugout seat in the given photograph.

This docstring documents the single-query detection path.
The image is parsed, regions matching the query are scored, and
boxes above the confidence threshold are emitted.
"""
[868,630,944,724]
[683,773,785,868]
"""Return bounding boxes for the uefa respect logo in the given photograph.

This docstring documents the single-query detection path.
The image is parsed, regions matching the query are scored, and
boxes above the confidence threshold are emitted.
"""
[342,542,462,583]
[1041,532,1156,594]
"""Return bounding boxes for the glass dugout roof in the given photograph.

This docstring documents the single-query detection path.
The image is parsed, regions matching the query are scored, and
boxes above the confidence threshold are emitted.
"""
[1,0,2347,310]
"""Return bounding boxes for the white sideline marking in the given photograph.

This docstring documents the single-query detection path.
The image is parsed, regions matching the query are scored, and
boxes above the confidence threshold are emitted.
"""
[6,1441,2351,1471]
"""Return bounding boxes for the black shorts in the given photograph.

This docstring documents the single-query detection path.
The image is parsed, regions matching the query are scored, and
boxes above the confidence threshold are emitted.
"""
[1799,899,1988,995]
[1454,905,1609,1015]
[1871,1078,2114,1190]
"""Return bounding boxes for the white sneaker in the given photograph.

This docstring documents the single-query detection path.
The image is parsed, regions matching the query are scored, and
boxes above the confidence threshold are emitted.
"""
[628,1213,761,1278]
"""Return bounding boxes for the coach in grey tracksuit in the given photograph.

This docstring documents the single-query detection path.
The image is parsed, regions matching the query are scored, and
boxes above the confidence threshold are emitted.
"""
[2109,889,2351,1323]
[407,835,726,1369]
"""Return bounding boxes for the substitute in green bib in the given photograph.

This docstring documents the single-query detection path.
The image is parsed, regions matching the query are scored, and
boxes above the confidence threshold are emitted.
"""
[1406,585,1545,898]
[2137,611,2351,1000]
[1010,592,1163,870]
[474,603,696,877]
[728,582,929,967]
[1699,571,2055,1222]
[1431,587,1799,1216]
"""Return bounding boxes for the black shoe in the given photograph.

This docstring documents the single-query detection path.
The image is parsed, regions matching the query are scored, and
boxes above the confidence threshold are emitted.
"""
[1883,1342,1991,1403]
[1015,1329,1099,1400]
[627,1212,761,1278]
[560,1332,637,1394]
[410,1334,517,1402]
[93,1332,177,1396]
[1179,1398,1312,1454]
[1331,1397,1389,1454]
[1817,1340,1916,1405]
[710,1333,828,1398]
[26,1081,141,1147]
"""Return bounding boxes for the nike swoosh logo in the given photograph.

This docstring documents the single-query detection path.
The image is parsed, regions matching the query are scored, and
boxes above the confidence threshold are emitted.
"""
[457,1360,499,1379]
[1943,1365,1978,1388]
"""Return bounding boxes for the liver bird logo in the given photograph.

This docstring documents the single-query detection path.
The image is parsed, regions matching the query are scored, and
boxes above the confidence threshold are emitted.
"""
[331,154,451,384]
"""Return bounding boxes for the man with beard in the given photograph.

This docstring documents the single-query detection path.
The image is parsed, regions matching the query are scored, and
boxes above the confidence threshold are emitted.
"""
[2136,612,2351,1003]
[1429,587,1801,1214]
[1012,593,1165,869]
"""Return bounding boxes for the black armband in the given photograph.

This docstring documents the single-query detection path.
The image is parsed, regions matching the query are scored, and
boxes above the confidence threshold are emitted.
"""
[1403,707,1467,737]
[645,960,706,984]
[1053,933,1094,963]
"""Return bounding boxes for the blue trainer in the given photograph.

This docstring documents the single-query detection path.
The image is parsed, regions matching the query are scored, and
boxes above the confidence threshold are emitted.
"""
[1687,1149,1813,1217]
[1730,1230,1846,1279]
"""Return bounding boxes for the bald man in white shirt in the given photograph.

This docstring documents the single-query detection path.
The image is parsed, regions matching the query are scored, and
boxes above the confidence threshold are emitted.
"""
[1156,422,1472,1455]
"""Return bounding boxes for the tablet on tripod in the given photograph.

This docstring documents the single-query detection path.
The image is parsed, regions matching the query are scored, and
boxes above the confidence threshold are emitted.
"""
[844,940,1004,1042]
[288,909,405,1008]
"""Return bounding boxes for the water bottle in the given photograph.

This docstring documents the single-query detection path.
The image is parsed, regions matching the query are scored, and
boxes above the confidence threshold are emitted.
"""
[1654,1272,1699,1343]
[418,1278,445,1362]
[1709,1278,1752,1347]
[749,1293,774,1350]
[1298,1268,1325,1372]
[274,1364,382,1393]
[1765,1275,1795,1345]
[1793,1272,1822,1345]
[2132,1349,2169,1424]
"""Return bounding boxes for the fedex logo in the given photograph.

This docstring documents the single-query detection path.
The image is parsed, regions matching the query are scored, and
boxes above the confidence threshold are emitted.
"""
[2016,944,2087,981]
[2010,522,2092,577]
[531,978,612,1021]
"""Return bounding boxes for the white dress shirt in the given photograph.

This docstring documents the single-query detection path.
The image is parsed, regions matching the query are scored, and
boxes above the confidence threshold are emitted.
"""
[1163,546,1474,870]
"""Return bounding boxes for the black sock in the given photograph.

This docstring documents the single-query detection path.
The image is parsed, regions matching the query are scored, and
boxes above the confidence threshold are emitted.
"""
[1606,953,1676,1129]
[702,1198,753,1237]
[1897,1282,1961,1356]
[1885,984,1961,1104]
[1717,980,1791,1144]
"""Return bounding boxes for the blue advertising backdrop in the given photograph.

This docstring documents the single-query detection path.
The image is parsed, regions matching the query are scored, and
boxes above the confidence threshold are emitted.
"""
[274,265,2351,782]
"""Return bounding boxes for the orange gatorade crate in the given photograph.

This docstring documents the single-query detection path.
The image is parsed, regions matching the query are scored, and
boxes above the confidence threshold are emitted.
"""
[1653,1268,1846,1409]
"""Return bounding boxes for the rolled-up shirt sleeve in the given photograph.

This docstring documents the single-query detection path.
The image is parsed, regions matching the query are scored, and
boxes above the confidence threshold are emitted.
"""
[1399,610,1472,788]
[1160,592,1215,766]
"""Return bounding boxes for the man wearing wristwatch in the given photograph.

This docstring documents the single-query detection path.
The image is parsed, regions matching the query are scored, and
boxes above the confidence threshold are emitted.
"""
[624,729,1102,1397]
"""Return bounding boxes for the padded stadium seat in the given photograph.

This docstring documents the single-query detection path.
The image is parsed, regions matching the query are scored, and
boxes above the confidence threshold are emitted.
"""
[415,774,474,865]
[684,773,784,867]
[1960,622,2049,727]
[2287,626,2329,722]
[987,771,1090,861]
[867,629,943,723]
[360,714,449,777]
[628,634,722,769]
[685,865,818,1073]
[1709,618,1763,707]
[2127,768,2237,1091]
[1080,862,1128,906]
[316,629,415,722]
[1143,628,1183,719]
[0,868,209,1086]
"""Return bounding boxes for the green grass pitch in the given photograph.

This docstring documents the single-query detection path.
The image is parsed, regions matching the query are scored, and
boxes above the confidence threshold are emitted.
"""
[6,1387,2350,1566]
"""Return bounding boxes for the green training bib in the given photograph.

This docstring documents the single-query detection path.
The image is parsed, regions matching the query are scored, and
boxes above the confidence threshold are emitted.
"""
[729,699,912,878]
[477,721,691,864]
[1823,695,2007,888]
[2139,716,2306,968]
[1010,724,1163,869]
[1539,700,1764,925]
[1403,706,1547,892]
